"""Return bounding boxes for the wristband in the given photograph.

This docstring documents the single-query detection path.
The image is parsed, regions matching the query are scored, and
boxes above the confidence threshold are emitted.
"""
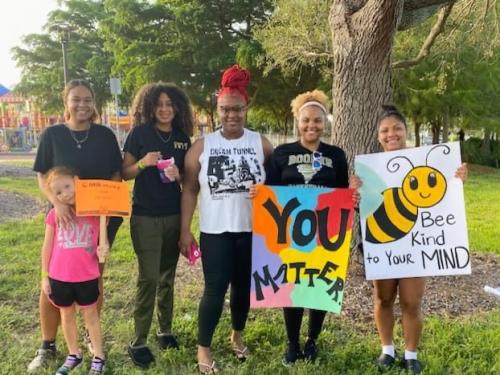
[41,271,49,279]
[137,160,145,170]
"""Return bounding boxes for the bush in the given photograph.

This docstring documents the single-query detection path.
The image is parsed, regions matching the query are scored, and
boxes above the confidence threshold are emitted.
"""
[462,137,500,168]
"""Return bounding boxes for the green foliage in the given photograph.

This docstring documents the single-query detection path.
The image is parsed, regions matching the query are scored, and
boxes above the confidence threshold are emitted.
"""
[254,0,333,75]
[12,0,113,114]
[394,1,500,139]
[462,138,500,169]
[102,0,274,114]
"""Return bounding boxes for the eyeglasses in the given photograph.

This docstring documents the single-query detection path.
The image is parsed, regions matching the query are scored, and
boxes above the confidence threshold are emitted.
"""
[218,105,246,114]
[312,151,322,171]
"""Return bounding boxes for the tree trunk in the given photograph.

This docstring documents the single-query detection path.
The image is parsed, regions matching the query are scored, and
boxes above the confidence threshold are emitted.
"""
[330,0,404,168]
[482,128,491,152]
[414,120,421,147]
[431,121,440,144]
[442,107,449,143]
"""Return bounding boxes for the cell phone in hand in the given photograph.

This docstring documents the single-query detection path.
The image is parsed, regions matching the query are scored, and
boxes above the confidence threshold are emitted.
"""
[188,243,201,265]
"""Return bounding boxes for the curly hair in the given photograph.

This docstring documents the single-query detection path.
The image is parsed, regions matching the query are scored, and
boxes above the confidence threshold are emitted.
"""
[62,79,99,122]
[131,83,158,126]
[290,89,330,119]
[135,82,194,136]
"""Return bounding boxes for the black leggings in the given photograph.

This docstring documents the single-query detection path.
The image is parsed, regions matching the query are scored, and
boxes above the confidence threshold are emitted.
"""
[283,307,326,345]
[198,232,252,347]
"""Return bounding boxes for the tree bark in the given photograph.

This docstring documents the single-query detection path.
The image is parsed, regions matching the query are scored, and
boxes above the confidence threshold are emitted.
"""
[431,121,440,144]
[482,128,491,151]
[414,120,421,146]
[330,0,404,167]
[442,107,449,143]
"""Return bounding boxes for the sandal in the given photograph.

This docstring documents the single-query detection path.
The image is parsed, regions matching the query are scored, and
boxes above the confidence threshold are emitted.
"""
[198,361,219,374]
[232,345,249,362]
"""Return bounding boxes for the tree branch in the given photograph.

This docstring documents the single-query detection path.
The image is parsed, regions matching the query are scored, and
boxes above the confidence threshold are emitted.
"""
[404,0,457,12]
[393,2,454,69]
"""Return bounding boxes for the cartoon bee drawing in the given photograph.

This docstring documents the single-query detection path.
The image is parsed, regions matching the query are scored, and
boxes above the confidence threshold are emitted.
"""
[365,145,450,244]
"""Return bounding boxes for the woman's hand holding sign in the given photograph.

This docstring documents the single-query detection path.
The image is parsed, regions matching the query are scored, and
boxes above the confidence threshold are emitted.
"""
[349,175,362,209]
[454,162,468,182]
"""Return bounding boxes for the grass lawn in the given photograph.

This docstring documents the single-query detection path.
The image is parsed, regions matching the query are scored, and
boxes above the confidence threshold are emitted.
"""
[0,163,498,374]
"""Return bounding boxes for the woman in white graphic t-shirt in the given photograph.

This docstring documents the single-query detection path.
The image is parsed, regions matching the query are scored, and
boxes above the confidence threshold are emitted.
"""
[179,65,272,374]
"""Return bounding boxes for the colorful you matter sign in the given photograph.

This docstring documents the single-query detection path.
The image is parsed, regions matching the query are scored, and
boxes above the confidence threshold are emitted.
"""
[250,185,354,314]
[355,142,471,280]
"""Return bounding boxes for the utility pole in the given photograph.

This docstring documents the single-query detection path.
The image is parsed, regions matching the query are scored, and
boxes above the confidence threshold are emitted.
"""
[109,78,122,147]
[51,25,71,86]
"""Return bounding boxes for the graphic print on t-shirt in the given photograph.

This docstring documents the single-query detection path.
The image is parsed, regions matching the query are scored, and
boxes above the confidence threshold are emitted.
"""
[207,147,263,196]
[287,153,333,184]
[56,221,95,253]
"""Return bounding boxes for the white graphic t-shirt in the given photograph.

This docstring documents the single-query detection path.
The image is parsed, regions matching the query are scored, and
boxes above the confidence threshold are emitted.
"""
[199,129,265,233]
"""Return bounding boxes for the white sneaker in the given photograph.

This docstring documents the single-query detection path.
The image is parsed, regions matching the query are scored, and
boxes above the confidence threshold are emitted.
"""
[27,348,57,373]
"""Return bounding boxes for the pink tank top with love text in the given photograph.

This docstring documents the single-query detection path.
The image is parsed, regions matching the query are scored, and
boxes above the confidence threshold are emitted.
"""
[46,209,100,282]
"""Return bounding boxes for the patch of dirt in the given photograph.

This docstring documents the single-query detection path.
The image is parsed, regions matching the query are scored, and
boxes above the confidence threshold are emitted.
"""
[174,251,499,322]
[0,165,42,223]
[342,253,499,321]
[0,164,36,177]
[0,190,42,223]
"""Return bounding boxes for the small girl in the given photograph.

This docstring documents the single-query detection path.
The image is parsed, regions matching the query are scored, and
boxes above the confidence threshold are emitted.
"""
[40,166,108,375]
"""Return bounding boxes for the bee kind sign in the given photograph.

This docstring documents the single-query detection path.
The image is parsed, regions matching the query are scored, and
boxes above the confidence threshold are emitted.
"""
[355,142,471,280]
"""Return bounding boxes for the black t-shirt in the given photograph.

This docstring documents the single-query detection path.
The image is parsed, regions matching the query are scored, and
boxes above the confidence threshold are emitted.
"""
[123,125,191,216]
[266,141,348,188]
[33,123,122,179]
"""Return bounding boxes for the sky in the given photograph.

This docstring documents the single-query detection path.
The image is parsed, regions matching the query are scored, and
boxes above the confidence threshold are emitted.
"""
[0,0,59,89]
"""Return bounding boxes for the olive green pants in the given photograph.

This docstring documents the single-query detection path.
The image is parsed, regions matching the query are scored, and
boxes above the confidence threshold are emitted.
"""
[130,215,180,346]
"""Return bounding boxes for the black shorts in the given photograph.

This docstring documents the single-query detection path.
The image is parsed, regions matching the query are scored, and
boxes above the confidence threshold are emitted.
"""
[49,278,100,308]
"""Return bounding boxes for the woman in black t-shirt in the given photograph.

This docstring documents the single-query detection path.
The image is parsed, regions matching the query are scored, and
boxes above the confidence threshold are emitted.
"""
[266,90,349,366]
[121,83,193,368]
[29,80,123,373]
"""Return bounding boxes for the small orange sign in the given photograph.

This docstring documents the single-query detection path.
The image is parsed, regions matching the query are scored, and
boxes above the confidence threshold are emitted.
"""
[75,179,130,217]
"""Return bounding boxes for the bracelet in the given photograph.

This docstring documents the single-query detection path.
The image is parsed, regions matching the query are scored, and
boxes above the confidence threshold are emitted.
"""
[137,160,145,170]
[41,271,49,279]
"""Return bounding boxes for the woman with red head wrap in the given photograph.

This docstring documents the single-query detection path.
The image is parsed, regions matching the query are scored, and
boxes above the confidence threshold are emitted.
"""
[217,64,251,103]
[180,65,273,373]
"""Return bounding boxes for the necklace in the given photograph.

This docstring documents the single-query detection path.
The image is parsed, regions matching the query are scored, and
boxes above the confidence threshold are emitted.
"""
[155,127,172,144]
[66,124,90,149]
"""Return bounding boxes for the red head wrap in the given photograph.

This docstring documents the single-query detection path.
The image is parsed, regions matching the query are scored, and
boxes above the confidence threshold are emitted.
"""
[217,65,251,103]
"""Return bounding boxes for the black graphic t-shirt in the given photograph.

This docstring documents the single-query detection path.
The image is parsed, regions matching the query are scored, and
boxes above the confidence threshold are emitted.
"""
[266,141,348,188]
[123,125,191,216]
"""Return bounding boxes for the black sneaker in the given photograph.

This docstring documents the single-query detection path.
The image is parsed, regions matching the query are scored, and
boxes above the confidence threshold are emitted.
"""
[157,333,179,350]
[128,343,155,369]
[282,342,303,366]
[376,352,397,370]
[27,347,57,373]
[303,339,318,362]
[401,358,423,374]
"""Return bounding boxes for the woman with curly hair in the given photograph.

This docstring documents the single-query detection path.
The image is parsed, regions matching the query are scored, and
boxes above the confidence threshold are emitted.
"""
[122,82,193,368]
[266,89,349,366]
